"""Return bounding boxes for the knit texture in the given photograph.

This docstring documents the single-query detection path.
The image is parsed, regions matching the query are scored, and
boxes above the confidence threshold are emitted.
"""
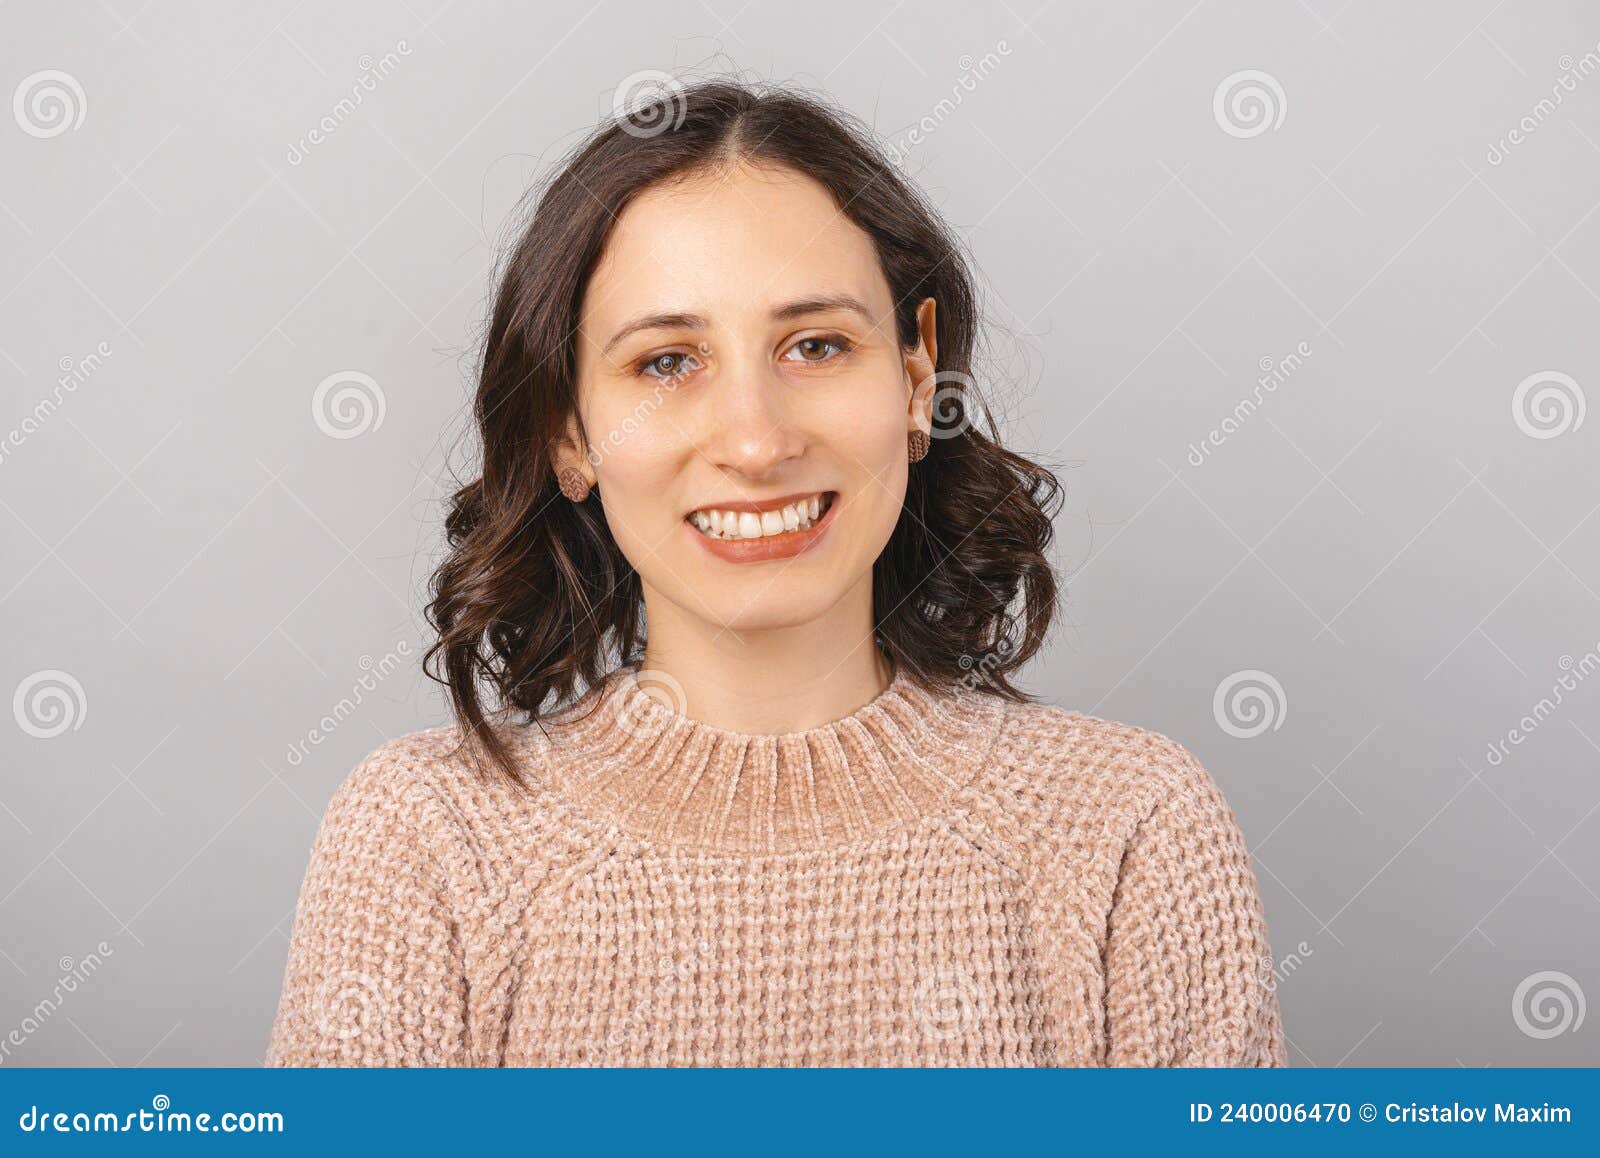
[264,663,1289,1067]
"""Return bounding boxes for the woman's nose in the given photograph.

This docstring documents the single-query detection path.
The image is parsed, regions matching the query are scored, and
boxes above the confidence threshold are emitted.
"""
[699,355,805,477]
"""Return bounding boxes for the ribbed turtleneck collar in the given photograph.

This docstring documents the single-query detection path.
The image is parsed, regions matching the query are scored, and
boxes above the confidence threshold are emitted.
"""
[523,662,1011,855]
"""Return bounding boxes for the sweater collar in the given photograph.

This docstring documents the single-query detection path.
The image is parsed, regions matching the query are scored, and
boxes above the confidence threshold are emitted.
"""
[527,662,1010,856]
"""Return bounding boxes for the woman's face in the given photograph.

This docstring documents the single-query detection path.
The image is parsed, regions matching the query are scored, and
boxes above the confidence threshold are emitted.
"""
[568,160,935,637]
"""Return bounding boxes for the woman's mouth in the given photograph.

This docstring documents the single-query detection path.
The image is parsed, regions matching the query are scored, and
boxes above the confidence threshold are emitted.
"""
[683,491,839,563]
[686,491,834,539]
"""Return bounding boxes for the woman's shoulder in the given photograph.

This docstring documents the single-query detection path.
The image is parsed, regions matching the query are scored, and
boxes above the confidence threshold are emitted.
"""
[328,720,570,815]
[316,722,596,880]
[1004,696,1215,781]
[987,696,1233,832]
[978,698,1256,904]
[329,724,472,802]
[305,727,473,851]
[301,725,527,869]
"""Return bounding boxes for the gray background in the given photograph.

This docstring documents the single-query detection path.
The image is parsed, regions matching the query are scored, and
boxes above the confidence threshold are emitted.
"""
[3,0,1597,1067]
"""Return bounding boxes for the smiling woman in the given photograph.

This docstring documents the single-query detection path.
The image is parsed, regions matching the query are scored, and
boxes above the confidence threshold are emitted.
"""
[263,78,1287,1068]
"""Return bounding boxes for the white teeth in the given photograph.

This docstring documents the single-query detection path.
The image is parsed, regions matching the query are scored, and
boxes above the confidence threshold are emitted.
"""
[687,493,832,540]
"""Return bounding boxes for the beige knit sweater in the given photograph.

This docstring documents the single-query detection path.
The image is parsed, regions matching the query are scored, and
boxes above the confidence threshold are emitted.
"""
[264,663,1288,1067]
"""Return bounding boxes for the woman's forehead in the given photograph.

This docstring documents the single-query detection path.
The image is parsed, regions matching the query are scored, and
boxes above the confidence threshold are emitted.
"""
[581,162,892,331]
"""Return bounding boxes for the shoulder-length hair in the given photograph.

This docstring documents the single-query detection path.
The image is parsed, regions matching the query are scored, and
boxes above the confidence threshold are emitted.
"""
[424,77,1064,789]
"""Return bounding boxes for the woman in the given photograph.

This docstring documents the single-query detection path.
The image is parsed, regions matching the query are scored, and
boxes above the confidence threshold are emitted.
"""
[265,79,1287,1067]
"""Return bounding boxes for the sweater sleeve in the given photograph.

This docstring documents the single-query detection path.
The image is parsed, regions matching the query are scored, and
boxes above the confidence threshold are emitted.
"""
[264,745,471,1067]
[1102,740,1288,1067]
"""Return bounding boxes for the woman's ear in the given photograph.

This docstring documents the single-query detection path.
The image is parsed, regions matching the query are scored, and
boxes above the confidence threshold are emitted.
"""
[549,411,595,489]
[904,297,939,436]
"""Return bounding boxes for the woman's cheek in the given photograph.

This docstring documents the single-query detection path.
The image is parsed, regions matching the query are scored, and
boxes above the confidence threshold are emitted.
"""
[587,393,681,476]
[836,395,910,468]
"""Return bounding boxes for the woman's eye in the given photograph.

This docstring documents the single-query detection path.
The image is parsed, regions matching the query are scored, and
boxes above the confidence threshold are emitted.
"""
[638,351,700,379]
[783,336,850,363]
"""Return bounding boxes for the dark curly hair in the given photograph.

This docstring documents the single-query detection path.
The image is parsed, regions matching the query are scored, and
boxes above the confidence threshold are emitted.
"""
[424,76,1064,789]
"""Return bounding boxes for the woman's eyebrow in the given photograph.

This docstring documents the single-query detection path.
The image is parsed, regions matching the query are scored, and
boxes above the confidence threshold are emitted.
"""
[602,294,876,358]
[769,293,875,324]
[602,311,707,357]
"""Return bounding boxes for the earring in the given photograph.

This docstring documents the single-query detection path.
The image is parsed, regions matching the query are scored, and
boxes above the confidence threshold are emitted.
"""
[557,467,591,502]
[908,430,931,464]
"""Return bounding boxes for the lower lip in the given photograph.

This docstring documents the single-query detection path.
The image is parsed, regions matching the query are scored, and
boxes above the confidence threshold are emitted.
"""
[685,494,840,564]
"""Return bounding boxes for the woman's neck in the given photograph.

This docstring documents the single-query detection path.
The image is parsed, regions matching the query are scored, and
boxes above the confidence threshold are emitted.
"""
[531,654,1006,855]
[636,582,893,734]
